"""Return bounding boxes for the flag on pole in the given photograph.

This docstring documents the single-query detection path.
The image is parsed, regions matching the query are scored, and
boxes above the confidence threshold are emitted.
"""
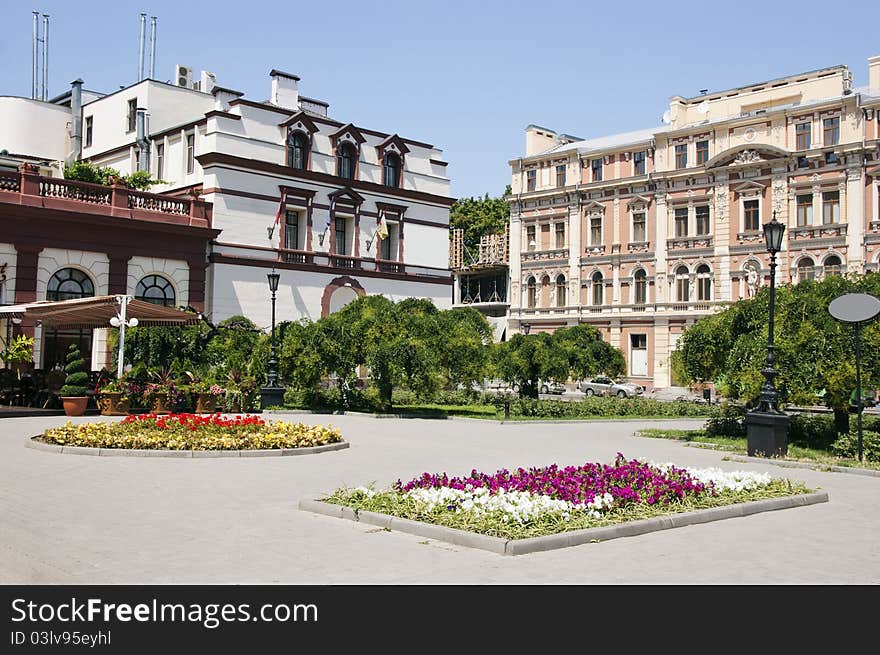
[376,210,389,240]
[270,188,287,240]
[326,194,335,229]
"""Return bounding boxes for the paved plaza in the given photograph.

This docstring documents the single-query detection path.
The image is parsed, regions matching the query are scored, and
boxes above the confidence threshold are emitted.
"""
[1,413,877,584]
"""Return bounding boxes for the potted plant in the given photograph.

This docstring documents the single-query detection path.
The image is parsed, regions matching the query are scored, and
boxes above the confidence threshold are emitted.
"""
[222,367,258,413]
[97,377,131,416]
[144,368,177,415]
[60,344,89,416]
[194,382,225,414]
[1,334,34,379]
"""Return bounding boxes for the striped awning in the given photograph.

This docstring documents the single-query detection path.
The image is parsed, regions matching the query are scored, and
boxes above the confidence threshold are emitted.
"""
[0,295,201,330]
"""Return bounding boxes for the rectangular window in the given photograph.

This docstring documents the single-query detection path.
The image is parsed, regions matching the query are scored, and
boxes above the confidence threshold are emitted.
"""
[186,134,195,174]
[127,98,137,132]
[334,215,348,254]
[674,208,688,237]
[591,159,603,182]
[156,143,164,180]
[556,165,566,187]
[695,205,710,235]
[743,199,760,231]
[633,150,646,176]
[526,169,536,192]
[675,144,687,169]
[796,194,813,226]
[823,117,840,146]
[285,210,299,250]
[696,140,709,165]
[381,224,394,260]
[85,116,93,148]
[590,217,602,246]
[555,223,565,248]
[632,212,646,242]
[796,123,812,150]
[526,225,536,251]
[822,191,840,224]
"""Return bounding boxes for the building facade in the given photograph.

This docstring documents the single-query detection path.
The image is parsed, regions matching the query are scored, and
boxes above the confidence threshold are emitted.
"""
[0,65,453,370]
[508,56,880,390]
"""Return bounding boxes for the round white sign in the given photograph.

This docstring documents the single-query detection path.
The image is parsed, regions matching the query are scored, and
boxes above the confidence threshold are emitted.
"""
[828,293,880,323]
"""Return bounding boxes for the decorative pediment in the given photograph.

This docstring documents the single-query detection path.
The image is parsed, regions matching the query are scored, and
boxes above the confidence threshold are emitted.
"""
[376,134,410,158]
[867,165,880,178]
[704,144,788,169]
[732,179,766,195]
[583,200,606,213]
[329,187,365,206]
[331,123,366,147]
[279,111,319,135]
[627,194,652,209]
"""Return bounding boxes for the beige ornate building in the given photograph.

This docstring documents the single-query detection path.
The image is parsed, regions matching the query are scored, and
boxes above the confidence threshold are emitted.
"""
[508,56,880,389]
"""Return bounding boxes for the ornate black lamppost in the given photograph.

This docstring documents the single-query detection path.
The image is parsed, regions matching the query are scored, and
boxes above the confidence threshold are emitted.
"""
[744,212,789,457]
[521,322,531,335]
[260,270,285,409]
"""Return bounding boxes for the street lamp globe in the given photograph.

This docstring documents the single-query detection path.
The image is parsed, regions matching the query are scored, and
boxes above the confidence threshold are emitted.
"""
[763,212,785,254]
[267,271,280,293]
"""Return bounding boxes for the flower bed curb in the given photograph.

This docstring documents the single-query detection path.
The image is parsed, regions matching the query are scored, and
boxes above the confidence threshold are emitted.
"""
[725,455,880,478]
[298,491,829,556]
[26,436,349,458]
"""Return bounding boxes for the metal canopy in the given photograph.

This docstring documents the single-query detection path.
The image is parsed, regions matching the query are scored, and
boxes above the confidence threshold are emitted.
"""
[0,295,200,330]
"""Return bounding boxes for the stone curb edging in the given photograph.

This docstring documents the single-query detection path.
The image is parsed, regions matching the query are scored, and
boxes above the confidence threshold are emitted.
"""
[25,437,349,458]
[725,455,880,478]
[269,410,710,425]
[298,491,828,556]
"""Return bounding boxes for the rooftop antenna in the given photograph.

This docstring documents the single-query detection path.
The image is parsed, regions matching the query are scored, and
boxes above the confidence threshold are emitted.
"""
[137,12,146,81]
[699,88,708,95]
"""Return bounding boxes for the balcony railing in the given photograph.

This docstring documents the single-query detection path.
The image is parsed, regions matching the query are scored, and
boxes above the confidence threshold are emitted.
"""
[790,223,847,240]
[0,165,213,227]
[329,254,361,269]
[514,300,726,317]
[667,235,713,251]
[522,248,568,263]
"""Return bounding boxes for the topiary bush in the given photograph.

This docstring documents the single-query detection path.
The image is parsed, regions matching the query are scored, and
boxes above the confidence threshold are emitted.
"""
[60,344,89,397]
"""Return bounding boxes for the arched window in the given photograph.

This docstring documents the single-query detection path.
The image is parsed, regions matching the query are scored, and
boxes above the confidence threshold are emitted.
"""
[634,269,647,305]
[135,275,176,307]
[696,264,712,301]
[675,265,690,302]
[47,268,94,301]
[337,142,356,180]
[797,257,815,283]
[383,152,401,188]
[287,131,308,170]
[592,271,604,306]
[555,274,566,307]
[526,277,536,308]
[824,255,842,277]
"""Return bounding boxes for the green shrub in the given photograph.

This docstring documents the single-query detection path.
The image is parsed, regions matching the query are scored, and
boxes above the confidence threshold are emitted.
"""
[788,414,839,450]
[60,344,89,396]
[705,403,747,438]
[830,430,880,462]
[509,397,718,419]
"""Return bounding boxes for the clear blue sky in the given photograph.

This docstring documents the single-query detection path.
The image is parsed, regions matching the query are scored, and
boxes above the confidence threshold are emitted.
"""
[3,0,879,199]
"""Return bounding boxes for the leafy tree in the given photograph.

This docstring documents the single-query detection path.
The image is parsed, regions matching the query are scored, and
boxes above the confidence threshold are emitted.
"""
[449,186,511,251]
[60,344,89,397]
[552,324,626,381]
[492,333,569,399]
[678,272,880,433]
[278,319,324,391]
[436,307,493,392]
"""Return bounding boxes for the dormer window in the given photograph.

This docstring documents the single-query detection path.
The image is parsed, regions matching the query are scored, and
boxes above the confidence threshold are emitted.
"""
[337,142,356,180]
[383,152,401,188]
[287,131,309,170]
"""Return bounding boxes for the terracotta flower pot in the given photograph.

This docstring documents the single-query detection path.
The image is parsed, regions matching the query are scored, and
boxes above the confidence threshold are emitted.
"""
[195,393,218,414]
[62,396,88,417]
[99,392,131,416]
[149,393,172,415]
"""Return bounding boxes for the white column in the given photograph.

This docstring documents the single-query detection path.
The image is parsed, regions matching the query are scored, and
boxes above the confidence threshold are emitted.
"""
[846,163,864,272]
[654,186,668,302]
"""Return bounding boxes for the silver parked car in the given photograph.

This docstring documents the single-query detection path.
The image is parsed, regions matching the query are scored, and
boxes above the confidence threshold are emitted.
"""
[577,376,644,398]
[538,380,566,395]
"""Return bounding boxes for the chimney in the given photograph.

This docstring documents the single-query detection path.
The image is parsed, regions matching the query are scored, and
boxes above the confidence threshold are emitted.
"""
[269,69,299,110]
[525,125,557,157]
[67,78,83,165]
[211,86,243,111]
[136,107,150,172]
[869,55,880,92]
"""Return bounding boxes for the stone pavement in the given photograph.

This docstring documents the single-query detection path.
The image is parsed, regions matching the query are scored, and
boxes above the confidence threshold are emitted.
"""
[1,412,876,584]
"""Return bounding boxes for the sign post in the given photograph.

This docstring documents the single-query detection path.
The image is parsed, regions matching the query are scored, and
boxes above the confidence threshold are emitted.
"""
[828,293,880,462]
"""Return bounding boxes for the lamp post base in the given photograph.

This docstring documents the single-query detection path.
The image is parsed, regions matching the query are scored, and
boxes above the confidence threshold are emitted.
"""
[744,410,789,457]
[260,386,286,410]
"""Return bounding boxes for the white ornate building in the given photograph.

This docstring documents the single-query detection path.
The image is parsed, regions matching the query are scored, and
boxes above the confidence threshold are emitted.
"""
[508,56,880,389]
